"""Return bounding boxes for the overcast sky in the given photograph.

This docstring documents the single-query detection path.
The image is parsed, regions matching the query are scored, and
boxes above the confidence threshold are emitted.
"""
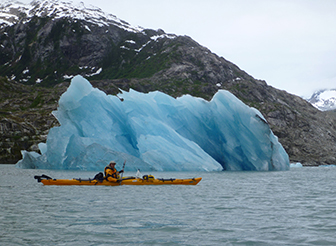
[18,0,336,98]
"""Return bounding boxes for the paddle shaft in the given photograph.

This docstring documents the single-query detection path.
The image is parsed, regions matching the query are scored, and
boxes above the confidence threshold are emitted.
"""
[120,160,126,179]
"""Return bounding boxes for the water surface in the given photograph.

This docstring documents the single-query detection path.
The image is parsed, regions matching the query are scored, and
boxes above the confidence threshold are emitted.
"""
[1,165,336,245]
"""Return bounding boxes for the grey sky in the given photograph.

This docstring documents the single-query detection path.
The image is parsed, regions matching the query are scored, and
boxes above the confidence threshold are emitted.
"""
[16,0,336,97]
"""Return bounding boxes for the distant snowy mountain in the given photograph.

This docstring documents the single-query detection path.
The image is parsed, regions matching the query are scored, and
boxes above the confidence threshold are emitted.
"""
[0,0,142,32]
[307,89,336,111]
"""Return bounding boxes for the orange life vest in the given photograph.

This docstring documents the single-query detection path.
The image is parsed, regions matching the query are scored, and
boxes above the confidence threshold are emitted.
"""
[104,166,120,182]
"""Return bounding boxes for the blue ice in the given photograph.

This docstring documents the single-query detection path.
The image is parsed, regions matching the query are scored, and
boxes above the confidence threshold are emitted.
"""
[290,162,303,168]
[16,75,289,171]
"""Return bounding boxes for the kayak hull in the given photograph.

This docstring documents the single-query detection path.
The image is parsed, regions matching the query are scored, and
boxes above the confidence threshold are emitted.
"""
[38,176,202,186]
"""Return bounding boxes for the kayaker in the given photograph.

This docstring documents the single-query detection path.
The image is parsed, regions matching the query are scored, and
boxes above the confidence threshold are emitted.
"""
[104,161,123,182]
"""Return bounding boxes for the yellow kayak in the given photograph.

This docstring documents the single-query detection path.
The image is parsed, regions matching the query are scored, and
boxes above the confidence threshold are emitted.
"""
[34,174,202,186]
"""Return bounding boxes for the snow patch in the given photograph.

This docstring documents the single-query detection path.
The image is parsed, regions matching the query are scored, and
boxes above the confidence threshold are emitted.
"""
[125,40,136,44]
[63,74,74,79]
[150,33,176,41]
[86,67,102,77]
[120,45,130,50]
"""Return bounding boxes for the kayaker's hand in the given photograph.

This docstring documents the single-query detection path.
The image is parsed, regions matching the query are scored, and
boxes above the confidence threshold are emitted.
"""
[119,170,124,173]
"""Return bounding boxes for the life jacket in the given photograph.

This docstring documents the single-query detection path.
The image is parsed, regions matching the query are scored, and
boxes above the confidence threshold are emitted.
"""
[104,166,120,181]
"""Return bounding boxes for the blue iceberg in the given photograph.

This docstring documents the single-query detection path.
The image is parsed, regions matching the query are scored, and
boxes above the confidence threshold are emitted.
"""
[16,75,289,171]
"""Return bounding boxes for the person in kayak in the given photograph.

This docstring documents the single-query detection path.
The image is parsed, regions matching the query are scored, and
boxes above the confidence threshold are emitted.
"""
[104,161,123,182]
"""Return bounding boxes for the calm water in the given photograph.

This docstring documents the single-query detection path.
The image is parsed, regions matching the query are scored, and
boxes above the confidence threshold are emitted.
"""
[1,165,336,246]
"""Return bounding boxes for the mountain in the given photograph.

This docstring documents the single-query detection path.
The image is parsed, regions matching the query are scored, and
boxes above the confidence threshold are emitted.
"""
[0,0,162,86]
[307,89,336,111]
[1,0,336,166]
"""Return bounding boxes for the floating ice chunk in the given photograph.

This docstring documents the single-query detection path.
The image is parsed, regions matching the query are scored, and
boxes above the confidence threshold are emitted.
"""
[290,162,303,168]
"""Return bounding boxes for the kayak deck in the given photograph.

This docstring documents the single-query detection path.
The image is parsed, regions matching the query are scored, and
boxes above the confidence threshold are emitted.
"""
[34,175,202,186]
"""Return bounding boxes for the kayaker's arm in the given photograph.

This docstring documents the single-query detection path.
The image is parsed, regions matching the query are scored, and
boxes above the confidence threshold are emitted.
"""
[106,176,118,182]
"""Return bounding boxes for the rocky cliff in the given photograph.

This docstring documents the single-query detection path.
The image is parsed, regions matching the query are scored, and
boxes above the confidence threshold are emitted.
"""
[1,1,335,165]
